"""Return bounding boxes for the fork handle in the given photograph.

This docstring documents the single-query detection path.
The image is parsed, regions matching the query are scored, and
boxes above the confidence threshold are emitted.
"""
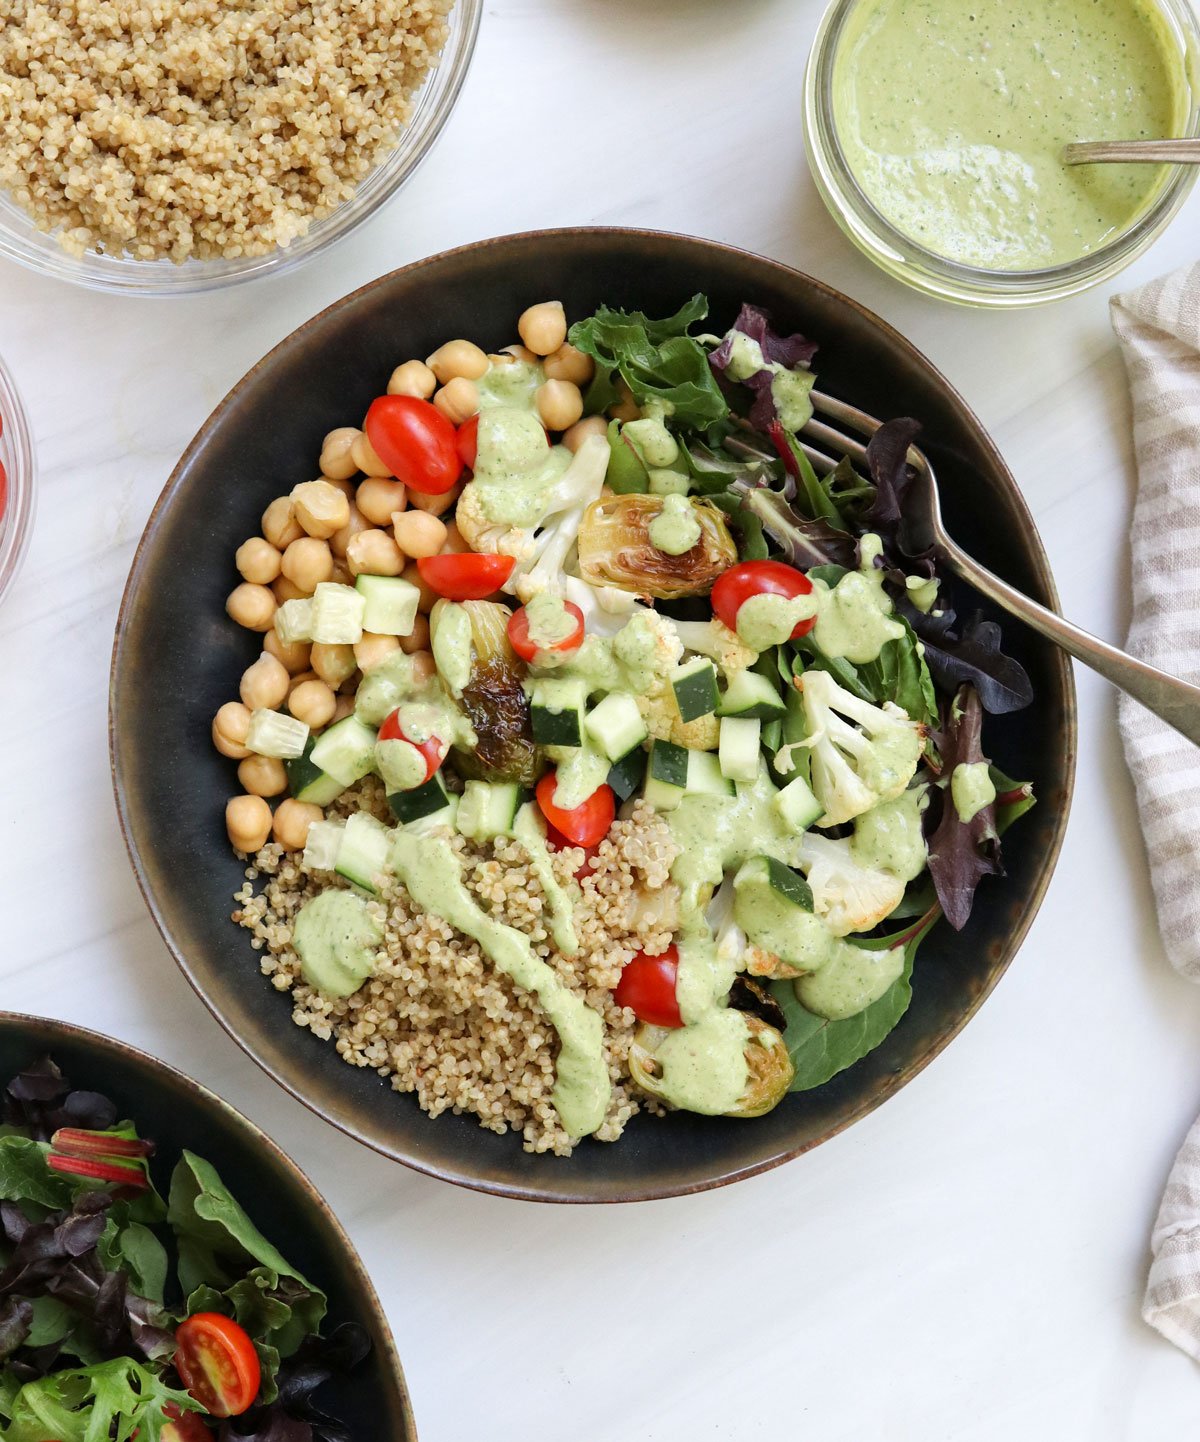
[941,545,1200,747]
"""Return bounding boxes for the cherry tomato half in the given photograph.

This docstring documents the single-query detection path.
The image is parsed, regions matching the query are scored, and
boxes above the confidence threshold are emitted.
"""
[543,820,599,880]
[162,1404,212,1441]
[614,945,683,1028]
[174,1313,260,1419]
[711,559,816,641]
[378,709,446,786]
[417,552,515,601]
[507,600,585,664]
[535,771,615,849]
[455,414,479,471]
[364,395,463,495]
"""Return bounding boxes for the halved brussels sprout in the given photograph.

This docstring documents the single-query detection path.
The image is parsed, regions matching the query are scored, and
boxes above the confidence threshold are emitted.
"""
[448,603,545,785]
[628,1012,793,1118]
[576,494,737,598]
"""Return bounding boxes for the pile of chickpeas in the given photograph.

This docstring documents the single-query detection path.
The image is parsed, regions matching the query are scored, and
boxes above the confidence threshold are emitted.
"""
[216,300,610,858]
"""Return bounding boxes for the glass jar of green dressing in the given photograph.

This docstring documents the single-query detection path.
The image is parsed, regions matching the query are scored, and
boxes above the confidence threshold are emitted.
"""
[804,0,1200,306]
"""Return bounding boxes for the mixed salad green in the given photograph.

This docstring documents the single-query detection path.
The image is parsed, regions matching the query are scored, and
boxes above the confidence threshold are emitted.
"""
[0,1056,367,1441]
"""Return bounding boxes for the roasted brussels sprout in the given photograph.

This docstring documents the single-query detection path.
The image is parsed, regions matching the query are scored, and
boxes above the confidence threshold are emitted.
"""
[453,654,545,786]
[628,1011,793,1118]
[728,975,788,1032]
[576,494,738,598]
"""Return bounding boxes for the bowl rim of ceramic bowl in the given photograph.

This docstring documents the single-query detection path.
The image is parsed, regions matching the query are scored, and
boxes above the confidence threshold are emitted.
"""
[109,225,1077,1203]
[803,0,1200,307]
[0,0,482,296]
[0,352,36,608]
[0,1008,417,1432]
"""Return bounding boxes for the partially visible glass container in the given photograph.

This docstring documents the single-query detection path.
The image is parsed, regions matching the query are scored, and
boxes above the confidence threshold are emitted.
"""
[804,0,1200,307]
[0,355,35,609]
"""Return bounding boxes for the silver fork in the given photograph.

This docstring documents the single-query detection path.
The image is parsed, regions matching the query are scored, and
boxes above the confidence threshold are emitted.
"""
[800,390,1200,747]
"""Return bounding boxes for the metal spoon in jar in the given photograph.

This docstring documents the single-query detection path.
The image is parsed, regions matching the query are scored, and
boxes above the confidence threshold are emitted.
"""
[1063,139,1200,164]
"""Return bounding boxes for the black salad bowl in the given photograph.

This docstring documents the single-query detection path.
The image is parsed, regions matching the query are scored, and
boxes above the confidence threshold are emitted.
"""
[110,228,1077,1203]
[0,1012,416,1436]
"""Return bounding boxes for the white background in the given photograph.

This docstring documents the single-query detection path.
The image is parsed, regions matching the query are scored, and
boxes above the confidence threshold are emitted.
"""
[3,0,1200,1435]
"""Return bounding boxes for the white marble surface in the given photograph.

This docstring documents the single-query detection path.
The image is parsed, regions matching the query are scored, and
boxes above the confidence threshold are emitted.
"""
[3,0,1200,1435]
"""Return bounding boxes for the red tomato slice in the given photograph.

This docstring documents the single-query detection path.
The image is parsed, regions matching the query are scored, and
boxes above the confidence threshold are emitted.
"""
[455,414,479,471]
[378,709,445,784]
[614,945,683,1028]
[162,1404,212,1440]
[543,820,599,880]
[417,553,514,601]
[507,600,585,663]
[364,395,462,495]
[535,771,614,848]
[174,1313,261,1418]
[711,559,815,640]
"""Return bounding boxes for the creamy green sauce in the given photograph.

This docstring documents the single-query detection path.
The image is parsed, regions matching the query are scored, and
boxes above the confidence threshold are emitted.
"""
[648,468,691,496]
[548,742,610,810]
[292,890,381,998]
[650,1008,750,1114]
[732,862,841,974]
[648,493,702,556]
[622,413,679,468]
[430,601,473,698]
[390,831,610,1137]
[476,359,544,411]
[512,802,578,956]
[905,575,938,613]
[473,408,572,527]
[375,737,428,792]
[851,786,928,881]
[735,591,819,650]
[524,591,576,650]
[951,761,996,822]
[832,0,1188,270]
[796,942,905,1021]
[724,333,815,431]
[358,652,474,763]
[675,922,739,1025]
[811,536,904,663]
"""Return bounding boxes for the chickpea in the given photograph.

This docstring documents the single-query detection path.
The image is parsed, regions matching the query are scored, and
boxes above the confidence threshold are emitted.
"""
[212,701,252,759]
[518,301,567,357]
[350,429,392,478]
[263,628,311,675]
[355,632,401,672]
[262,496,303,550]
[563,414,608,453]
[432,376,479,425]
[392,509,446,558]
[226,794,273,853]
[237,754,287,798]
[319,427,361,482]
[226,583,276,632]
[273,797,323,851]
[543,343,594,387]
[388,360,436,399]
[499,343,538,365]
[399,612,431,653]
[287,668,318,693]
[408,649,437,684]
[332,693,356,723]
[402,560,438,613]
[292,480,350,539]
[240,652,290,711]
[330,503,371,559]
[311,642,357,688]
[426,339,489,385]
[440,520,469,554]
[406,483,460,518]
[235,536,282,585]
[273,575,308,605]
[280,536,333,593]
[346,528,404,577]
[288,677,337,729]
[536,379,584,432]
[357,478,407,526]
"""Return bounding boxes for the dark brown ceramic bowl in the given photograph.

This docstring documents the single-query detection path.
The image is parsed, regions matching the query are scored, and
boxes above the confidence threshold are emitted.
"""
[111,228,1076,1203]
[0,1012,416,1437]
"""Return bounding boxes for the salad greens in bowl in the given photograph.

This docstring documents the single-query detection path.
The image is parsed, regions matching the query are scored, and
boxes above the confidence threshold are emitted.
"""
[0,1013,414,1440]
[111,228,1076,1202]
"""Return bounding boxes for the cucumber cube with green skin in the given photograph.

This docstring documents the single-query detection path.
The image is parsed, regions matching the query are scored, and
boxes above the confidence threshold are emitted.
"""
[246,708,309,760]
[530,677,587,747]
[774,772,823,833]
[584,691,648,762]
[649,739,689,788]
[334,812,392,893]
[355,574,420,637]
[388,775,450,823]
[456,781,521,841]
[607,745,647,802]
[685,749,734,797]
[718,715,761,783]
[287,737,346,806]
[671,657,720,723]
[275,598,314,646]
[310,716,378,787]
[717,670,787,720]
[310,582,365,645]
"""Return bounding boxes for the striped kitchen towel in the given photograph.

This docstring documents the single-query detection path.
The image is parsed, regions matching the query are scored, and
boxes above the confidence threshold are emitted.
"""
[1111,261,1200,1361]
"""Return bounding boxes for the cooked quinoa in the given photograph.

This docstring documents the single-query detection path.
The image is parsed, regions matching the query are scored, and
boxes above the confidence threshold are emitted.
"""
[234,783,679,1156]
[0,0,453,262]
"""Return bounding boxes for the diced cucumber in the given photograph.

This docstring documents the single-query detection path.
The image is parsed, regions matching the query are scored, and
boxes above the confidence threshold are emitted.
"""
[607,745,647,802]
[644,740,731,811]
[671,657,719,723]
[405,794,459,835]
[717,670,787,720]
[287,737,346,807]
[529,677,587,748]
[310,582,365,645]
[648,738,689,788]
[302,820,344,872]
[456,780,522,841]
[686,749,734,797]
[334,812,392,893]
[246,708,309,760]
[355,574,420,637]
[734,854,815,912]
[584,691,648,762]
[387,775,450,823]
[774,772,823,833]
[275,598,314,646]
[310,716,378,787]
[718,715,761,784]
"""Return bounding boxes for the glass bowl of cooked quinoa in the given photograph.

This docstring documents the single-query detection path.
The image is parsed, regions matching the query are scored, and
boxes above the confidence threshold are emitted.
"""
[0,0,481,294]
[0,351,35,610]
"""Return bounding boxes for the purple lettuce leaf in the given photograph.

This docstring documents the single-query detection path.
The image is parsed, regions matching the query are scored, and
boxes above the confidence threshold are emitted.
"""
[710,304,819,432]
[926,685,1002,930]
[219,1323,371,1442]
[900,602,1033,715]
[3,1055,118,1140]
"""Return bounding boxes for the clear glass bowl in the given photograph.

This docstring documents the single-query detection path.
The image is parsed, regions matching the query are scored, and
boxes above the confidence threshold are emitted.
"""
[0,0,482,296]
[804,0,1200,307]
[0,355,35,610]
